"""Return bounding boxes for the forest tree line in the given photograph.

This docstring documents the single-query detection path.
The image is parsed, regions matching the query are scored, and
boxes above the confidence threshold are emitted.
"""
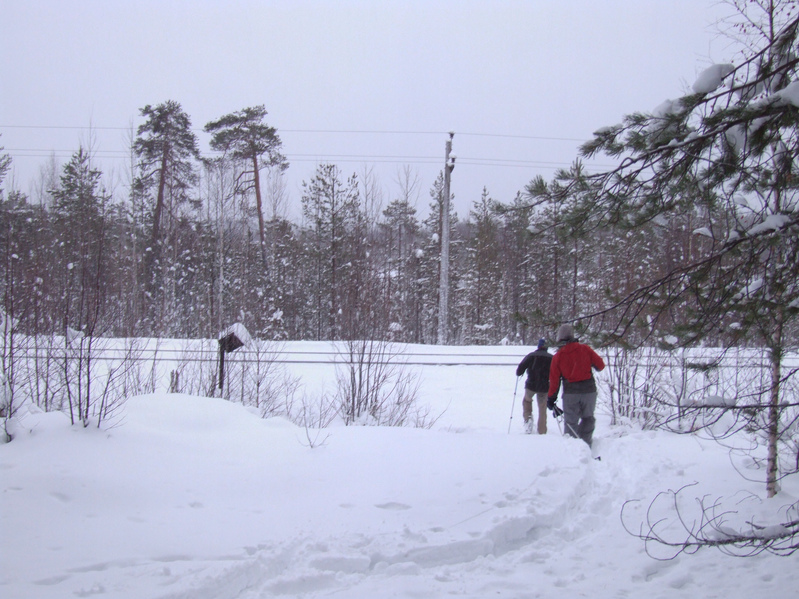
[0,104,770,349]
[0,101,723,347]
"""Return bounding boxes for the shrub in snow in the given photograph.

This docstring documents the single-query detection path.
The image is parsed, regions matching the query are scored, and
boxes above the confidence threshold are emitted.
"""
[333,338,431,428]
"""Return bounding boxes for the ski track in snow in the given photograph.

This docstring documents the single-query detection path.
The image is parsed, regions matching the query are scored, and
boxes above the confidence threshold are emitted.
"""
[40,441,681,598]
[155,456,607,598]
[161,435,780,599]
[156,440,703,598]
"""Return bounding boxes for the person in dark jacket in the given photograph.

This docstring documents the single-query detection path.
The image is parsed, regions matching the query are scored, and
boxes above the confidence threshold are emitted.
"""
[547,324,605,446]
[516,338,553,434]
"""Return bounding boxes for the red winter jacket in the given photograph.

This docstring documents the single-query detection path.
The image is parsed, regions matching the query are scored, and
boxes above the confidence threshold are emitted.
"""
[548,341,605,398]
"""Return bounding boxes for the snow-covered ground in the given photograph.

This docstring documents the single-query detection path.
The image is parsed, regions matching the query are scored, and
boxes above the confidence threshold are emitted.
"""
[1,342,796,598]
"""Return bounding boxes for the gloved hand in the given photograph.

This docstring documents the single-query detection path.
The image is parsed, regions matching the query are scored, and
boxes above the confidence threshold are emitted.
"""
[547,396,563,417]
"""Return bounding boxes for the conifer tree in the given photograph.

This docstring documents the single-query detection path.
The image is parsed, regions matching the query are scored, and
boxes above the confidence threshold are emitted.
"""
[494,193,537,343]
[51,147,112,336]
[132,101,200,328]
[460,188,501,343]
[204,106,288,268]
[0,143,10,196]
[301,164,360,340]
[381,197,419,340]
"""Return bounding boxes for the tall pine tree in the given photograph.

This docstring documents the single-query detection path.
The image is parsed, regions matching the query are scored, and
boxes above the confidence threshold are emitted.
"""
[204,106,288,269]
[132,101,200,330]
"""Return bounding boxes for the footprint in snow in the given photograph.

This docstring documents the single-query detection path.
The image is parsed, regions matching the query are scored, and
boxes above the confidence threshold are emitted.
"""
[375,502,411,510]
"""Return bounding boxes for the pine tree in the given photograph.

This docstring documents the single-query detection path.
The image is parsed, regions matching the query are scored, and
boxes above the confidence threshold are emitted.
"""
[524,174,580,326]
[204,106,288,269]
[460,188,501,344]
[301,164,361,340]
[132,101,200,329]
[381,197,419,340]
[50,148,112,336]
[0,142,10,197]
[493,193,536,343]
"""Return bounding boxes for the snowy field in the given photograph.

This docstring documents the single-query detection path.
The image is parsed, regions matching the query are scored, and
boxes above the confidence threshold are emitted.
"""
[1,341,797,598]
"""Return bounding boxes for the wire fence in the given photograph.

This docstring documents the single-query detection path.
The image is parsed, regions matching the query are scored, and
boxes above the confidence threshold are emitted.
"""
[2,336,797,433]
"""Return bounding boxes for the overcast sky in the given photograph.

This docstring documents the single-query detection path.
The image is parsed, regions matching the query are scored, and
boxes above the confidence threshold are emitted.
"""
[1,0,730,218]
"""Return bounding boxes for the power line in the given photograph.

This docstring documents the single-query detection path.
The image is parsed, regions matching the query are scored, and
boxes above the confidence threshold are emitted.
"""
[0,123,588,143]
[2,125,612,177]
[7,148,130,155]
[282,129,587,143]
[459,131,586,143]
[5,148,613,171]
[0,125,131,131]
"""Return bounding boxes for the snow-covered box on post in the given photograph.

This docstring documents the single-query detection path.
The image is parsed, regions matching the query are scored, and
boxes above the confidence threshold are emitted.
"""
[217,323,251,391]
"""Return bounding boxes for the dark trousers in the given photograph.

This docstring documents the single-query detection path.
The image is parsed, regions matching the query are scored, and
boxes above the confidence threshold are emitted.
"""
[562,391,596,446]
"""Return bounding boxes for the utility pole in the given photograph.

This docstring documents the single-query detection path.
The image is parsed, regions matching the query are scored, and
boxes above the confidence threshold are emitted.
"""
[438,132,455,345]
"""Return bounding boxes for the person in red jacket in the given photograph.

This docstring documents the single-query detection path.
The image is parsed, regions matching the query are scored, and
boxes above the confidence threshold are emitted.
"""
[547,323,605,447]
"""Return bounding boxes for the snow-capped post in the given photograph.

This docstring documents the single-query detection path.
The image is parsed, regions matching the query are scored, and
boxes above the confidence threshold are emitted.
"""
[437,132,455,345]
[217,323,250,393]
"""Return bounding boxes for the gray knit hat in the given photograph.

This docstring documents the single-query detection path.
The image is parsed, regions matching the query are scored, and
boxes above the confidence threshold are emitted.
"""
[556,324,575,343]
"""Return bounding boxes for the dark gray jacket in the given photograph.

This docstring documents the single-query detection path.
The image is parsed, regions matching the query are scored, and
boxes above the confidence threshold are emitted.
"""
[516,348,552,393]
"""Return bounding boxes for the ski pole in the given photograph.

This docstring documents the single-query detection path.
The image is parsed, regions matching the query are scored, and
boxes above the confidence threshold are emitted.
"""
[554,408,579,438]
[563,419,580,439]
[508,376,520,434]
